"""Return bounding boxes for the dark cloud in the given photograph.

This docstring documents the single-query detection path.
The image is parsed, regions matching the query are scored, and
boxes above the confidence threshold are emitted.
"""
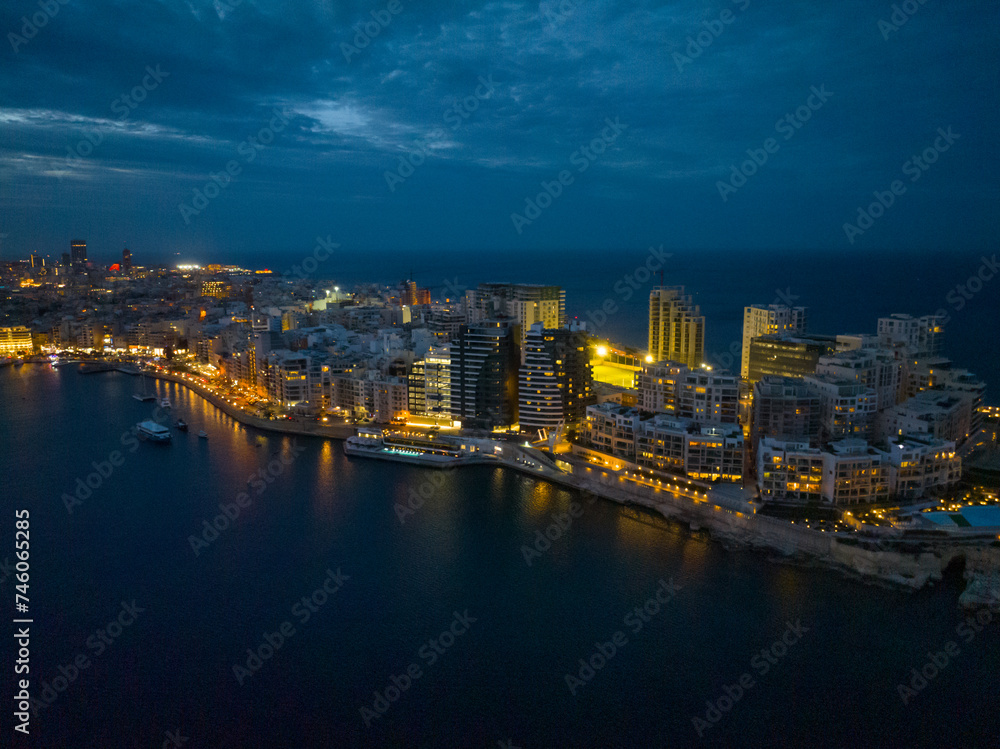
[0,0,996,261]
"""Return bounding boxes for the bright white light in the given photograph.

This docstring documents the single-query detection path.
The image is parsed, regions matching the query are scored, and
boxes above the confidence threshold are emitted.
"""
[596,346,608,357]
[645,354,654,363]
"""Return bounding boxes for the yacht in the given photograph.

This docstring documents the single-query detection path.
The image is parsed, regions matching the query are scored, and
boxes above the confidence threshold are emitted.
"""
[175,419,188,431]
[137,420,171,442]
[160,397,171,408]
[198,430,209,439]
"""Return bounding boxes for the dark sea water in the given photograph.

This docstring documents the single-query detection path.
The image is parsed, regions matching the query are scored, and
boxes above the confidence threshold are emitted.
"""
[2,365,999,748]
[242,247,998,396]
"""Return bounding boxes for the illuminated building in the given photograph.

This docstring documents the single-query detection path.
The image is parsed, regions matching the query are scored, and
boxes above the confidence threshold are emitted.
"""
[0,326,33,355]
[636,415,744,481]
[648,286,703,369]
[201,279,232,299]
[815,348,903,412]
[876,389,978,446]
[464,283,564,352]
[746,334,837,384]
[741,304,807,378]
[637,361,688,413]
[409,345,452,420]
[877,313,944,357]
[584,403,743,481]
[676,370,739,424]
[751,376,822,450]
[882,437,961,500]
[518,322,594,433]
[449,320,520,428]
[803,375,877,442]
[70,239,87,273]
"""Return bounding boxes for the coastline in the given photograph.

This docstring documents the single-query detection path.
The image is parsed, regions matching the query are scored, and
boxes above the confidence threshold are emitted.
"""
[146,367,1000,603]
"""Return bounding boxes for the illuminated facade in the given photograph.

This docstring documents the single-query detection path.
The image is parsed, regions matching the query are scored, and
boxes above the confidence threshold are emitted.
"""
[409,345,452,420]
[746,334,837,384]
[741,304,807,378]
[676,370,739,424]
[464,283,564,352]
[648,286,703,369]
[449,320,521,428]
[804,375,878,442]
[637,361,688,413]
[0,326,33,355]
[518,323,594,433]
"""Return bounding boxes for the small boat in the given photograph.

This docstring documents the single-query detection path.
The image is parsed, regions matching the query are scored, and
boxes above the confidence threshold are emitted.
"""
[160,397,171,408]
[198,430,209,439]
[175,419,188,431]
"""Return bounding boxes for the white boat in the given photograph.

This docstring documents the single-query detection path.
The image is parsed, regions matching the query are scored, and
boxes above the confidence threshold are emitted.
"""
[160,397,171,408]
[137,420,171,442]
[198,430,209,439]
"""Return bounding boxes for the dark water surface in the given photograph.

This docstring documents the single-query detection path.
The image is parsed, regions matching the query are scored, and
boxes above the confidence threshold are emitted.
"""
[1,365,998,748]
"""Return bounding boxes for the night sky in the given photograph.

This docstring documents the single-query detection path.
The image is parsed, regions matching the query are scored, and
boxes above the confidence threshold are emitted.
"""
[1,0,997,261]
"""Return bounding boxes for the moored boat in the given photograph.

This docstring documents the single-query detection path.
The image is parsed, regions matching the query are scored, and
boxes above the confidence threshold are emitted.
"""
[137,420,171,442]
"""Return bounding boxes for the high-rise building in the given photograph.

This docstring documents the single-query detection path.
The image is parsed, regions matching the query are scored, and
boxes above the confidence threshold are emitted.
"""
[746,334,837,384]
[122,246,132,271]
[741,304,807,378]
[449,320,521,429]
[409,345,452,421]
[518,322,594,433]
[70,239,87,272]
[464,283,564,352]
[648,286,704,369]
